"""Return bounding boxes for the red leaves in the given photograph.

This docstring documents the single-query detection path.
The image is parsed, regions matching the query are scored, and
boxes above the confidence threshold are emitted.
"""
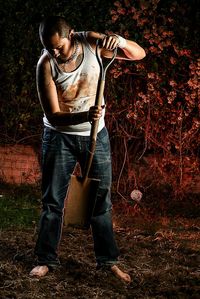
[107,0,199,198]
[169,57,177,65]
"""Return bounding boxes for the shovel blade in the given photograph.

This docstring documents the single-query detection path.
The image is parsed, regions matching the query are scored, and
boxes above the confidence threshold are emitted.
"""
[64,175,100,229]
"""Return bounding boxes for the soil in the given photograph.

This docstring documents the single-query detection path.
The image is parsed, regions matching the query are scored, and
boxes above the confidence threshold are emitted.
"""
[0,209,200,299]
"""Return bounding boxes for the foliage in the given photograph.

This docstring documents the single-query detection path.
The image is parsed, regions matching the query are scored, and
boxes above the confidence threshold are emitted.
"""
[0,0,199,199]
[104,0,200,198]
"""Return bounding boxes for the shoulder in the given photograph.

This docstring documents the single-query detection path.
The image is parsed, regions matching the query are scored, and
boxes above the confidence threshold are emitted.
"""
[37,51,51,74]
[36,51,53,85]
[75,31,106,50]
[86,31,105,48]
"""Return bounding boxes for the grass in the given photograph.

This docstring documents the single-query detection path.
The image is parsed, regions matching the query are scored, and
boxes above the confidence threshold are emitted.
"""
[0,181,199,229]
[0,183,41,229]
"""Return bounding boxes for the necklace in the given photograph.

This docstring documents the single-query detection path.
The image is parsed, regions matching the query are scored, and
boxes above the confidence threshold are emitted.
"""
[57,39,79,65]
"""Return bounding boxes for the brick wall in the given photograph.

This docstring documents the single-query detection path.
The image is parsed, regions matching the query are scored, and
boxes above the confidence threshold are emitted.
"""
[0,145,41,185]
[0,145,199,192]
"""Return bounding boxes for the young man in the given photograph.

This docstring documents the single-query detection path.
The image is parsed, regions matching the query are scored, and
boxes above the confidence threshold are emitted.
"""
[30,16,145,282]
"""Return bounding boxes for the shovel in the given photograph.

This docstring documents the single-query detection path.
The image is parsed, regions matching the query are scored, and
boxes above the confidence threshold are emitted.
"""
[64,42,117,229]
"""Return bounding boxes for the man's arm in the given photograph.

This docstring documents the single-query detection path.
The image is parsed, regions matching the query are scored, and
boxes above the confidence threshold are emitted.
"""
[86,31,146,61]
[36,54,102,126]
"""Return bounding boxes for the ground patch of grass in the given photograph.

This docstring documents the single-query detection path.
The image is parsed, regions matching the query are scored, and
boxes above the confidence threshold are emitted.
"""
[0,183,41,229]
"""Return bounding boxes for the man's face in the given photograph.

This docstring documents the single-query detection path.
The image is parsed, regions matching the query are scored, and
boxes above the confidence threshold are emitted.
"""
[43,32,72,60]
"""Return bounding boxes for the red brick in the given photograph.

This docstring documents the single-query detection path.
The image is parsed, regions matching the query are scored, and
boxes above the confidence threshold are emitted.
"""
[0,145,41,185]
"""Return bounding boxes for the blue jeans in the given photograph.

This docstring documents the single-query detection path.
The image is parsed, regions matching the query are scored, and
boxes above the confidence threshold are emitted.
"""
[34,127,119,268]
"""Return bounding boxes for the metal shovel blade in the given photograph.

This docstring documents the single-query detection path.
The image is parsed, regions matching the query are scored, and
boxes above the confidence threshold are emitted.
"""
[64,175,100,229]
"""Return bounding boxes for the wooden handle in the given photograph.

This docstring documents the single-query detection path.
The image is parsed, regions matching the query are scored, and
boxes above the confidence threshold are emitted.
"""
[83,79,105,179]
[83,43,117,180]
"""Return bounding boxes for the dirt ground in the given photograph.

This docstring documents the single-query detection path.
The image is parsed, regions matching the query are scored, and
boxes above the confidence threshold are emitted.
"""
[0,207,200,299]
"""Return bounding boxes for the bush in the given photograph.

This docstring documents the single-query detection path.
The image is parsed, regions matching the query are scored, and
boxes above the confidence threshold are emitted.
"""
[0,0,199,199]
[105,0,200,198]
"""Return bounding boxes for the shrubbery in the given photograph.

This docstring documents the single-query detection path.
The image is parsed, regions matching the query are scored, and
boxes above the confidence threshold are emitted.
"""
[0,0,199,199]
[104,0,200,199]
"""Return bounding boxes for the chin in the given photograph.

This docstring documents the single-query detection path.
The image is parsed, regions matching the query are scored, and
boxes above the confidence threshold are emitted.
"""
[57,56,67,63]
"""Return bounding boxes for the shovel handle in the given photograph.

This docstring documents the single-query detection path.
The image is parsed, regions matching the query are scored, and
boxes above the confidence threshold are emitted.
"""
[83,42,117,179]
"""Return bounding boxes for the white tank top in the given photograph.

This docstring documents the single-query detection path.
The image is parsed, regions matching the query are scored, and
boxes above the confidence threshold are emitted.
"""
[42,31,105,136]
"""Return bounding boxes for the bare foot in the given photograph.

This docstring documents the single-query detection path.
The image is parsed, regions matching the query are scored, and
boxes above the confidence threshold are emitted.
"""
[29,265,49,277]
[111,265,131,283]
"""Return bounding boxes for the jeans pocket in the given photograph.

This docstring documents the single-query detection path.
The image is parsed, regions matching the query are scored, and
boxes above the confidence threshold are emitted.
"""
[97,127,111,155]
[42,127,52,144]
[42,127,59,146]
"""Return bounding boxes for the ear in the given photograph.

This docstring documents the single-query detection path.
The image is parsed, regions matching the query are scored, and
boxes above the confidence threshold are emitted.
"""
[68,29,74,40]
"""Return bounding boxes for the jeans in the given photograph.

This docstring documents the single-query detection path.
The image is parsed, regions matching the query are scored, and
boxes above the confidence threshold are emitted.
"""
[34,126,119,268]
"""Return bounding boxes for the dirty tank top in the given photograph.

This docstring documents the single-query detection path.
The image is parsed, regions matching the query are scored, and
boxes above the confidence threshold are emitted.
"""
[43,31,105,136]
